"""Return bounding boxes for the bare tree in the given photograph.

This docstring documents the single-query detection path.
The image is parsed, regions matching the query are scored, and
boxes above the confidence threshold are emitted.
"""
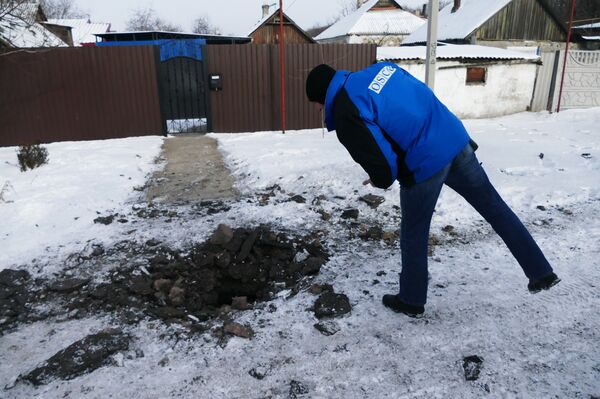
[191,15,219,35]
[339,0,358,19]
[0,0,29,20]
[312,0,358,34]
[125,6,182,32]
[40,0,86,19]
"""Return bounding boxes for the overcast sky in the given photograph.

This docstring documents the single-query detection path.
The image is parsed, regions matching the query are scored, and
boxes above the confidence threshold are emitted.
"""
[74,0,353,36]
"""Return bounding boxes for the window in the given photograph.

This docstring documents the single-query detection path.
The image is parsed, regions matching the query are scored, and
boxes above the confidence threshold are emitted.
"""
[466,67,486,85]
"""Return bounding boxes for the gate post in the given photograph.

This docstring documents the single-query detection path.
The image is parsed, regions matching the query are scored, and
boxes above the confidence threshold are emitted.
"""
[154,46,169,135]
[202,45,213,133]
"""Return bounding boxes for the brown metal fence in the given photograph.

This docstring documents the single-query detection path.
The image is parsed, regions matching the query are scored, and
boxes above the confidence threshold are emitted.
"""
[207,44,377,133]
[0,46,163,147]
[0,44,376,146]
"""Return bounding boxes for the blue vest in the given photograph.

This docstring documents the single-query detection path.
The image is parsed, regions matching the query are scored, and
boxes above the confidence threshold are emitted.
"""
[324,62,470,186]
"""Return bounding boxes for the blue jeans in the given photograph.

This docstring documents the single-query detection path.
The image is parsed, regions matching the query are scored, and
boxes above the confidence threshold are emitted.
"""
[398,143,554,306]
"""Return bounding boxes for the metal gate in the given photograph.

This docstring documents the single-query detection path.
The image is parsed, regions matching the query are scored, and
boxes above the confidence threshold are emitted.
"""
[550,50,600,111]
[156,48,210,134]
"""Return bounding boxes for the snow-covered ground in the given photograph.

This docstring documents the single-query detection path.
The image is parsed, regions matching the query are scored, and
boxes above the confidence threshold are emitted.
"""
[1,109,599,398]
[0,137,163,272]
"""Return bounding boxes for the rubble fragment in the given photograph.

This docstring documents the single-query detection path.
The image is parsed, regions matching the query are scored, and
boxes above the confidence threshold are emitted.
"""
[22,329,130,385]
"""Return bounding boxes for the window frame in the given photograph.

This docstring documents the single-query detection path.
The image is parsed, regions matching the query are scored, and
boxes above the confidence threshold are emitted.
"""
[466,66,487,85]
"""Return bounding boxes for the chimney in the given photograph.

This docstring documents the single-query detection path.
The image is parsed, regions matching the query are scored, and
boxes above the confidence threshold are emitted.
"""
[262,4,271,18]
[451,0,461,13]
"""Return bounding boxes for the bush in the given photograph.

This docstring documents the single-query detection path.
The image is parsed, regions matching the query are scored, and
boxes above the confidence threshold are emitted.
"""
[17,143,49,172]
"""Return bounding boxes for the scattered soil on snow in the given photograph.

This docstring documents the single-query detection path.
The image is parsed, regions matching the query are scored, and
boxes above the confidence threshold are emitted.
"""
[0,224,329,335]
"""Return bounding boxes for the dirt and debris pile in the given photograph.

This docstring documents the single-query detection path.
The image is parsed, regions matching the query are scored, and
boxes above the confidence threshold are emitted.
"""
[76,224,329,323]
[2,225,329,331]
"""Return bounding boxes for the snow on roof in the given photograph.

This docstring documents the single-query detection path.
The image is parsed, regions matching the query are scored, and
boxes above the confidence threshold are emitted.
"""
[403,0,512,44]
[0,14,67,48]
[348,9,425,35]
[246,8,277,36]
[574,22,600,29]
[47,18,110,46]
[377,44,540,61]
[316,0,425,40]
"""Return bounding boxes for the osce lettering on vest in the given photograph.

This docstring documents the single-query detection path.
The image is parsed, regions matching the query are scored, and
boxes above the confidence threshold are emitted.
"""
[368,65,396,94]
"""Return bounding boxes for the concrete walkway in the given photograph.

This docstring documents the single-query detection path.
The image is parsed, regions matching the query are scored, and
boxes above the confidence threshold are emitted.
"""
[146,134,238,204]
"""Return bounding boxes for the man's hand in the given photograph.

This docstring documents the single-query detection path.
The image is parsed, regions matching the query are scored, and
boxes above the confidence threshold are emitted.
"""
[362,179,373,187]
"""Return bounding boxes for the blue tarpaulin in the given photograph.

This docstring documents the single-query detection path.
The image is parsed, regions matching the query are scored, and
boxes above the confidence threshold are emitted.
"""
[159,39,205,61]
[97,39,206,62]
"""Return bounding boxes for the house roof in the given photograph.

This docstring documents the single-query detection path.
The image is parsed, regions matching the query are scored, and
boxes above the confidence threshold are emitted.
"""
[538,0,600,31]
[95,31,251,44]
[574,22,600,29]
[377,44,541,61]
[0,4,66,48]
[316,0,426,41]
[246,7,315,43]
[403,0,512,44]
[6,1,45,23]
[47,18,111,46]
[394,0,428,10]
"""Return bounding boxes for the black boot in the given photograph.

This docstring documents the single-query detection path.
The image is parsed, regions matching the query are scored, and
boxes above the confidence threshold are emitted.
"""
[382,294,424,317]
[528,272,560,293]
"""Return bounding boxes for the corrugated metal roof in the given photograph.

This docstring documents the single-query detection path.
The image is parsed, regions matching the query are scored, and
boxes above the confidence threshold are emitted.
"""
[377,44,540,61]
[403,0,512,44]
[349,9,426,35]
[316,0,425,40]
[47,18,110,45]
[95,31,251,44]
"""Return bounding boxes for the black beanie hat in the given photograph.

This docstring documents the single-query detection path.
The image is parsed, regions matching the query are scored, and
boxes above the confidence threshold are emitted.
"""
[306,64,336,104]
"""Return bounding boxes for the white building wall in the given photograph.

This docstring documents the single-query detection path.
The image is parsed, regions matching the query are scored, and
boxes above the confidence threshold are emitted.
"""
[394,61,538,119]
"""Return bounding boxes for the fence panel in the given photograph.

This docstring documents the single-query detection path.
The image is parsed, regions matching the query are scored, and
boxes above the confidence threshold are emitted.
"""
[531,51,558,112]
[550,50,600,111]
[0,46,163,147]
[207,44,377,133]
[1,44,378,145]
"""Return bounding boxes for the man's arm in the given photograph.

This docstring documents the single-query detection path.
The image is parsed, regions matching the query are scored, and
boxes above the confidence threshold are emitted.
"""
[334,91,398,189]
